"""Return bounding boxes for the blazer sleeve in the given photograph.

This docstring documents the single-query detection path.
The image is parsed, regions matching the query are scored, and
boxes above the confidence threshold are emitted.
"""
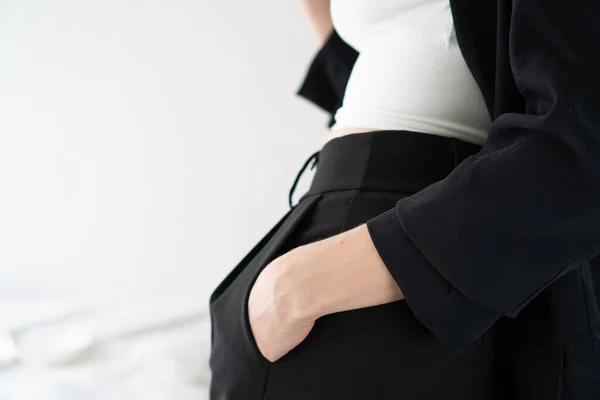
[365,0,600,354]
[296,29,358,128]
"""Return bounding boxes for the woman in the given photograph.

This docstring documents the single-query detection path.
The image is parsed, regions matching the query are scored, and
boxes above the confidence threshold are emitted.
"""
[209,1,600,399]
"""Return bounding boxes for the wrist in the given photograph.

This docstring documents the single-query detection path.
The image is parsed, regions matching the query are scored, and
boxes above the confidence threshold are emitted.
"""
[299,224,404,318]
[277,223,404,323]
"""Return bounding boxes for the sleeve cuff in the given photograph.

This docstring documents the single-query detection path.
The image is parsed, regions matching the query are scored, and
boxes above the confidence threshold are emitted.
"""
[296,30,358,128]
[365,206,501,354]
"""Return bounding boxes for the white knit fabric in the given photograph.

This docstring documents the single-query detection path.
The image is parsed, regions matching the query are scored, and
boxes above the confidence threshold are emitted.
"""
[330,0,492,146]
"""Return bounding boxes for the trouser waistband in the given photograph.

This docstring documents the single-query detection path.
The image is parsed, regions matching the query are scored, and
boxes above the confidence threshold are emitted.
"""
[290,130,483,207]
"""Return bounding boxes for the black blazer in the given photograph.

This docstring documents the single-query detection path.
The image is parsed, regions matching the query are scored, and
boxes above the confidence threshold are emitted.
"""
[296,1,600,398]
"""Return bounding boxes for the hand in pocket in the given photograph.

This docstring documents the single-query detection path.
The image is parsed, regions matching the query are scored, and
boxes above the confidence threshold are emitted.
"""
[248,247,316,363]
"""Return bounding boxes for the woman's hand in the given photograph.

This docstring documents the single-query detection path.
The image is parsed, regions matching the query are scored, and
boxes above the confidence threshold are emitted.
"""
[248,223,405,362]
[247,247,317,362]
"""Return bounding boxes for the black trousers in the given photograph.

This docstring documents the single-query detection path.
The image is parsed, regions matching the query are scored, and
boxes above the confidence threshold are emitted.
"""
[209,130,496,400]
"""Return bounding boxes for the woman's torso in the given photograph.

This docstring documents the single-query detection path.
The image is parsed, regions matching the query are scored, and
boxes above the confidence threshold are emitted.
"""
[324,0,492,146]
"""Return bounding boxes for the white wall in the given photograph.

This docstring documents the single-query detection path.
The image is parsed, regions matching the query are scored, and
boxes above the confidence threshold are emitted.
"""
[0,0,329,306]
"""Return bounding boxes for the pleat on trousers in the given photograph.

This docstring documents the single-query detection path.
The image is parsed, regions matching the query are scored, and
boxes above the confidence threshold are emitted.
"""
[208,130,499,400]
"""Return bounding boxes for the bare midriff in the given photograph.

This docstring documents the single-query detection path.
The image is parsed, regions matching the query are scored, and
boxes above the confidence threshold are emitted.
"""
[323,127,381,146]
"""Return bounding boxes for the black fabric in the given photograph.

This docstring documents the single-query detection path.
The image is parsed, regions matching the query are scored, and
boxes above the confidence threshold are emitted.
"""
[295,30,358,128]
[210,131,506,400]
[295,0,600,387]
[365,0,600,356]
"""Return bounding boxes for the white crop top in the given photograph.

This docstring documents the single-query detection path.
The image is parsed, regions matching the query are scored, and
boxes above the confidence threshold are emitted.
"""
[330,0,492,146]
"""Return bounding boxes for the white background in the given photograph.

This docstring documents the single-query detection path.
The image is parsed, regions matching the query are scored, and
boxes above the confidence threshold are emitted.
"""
[0,0,329,307]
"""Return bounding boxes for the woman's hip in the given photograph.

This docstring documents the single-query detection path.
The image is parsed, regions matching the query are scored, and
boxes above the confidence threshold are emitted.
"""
[209,130,489,400]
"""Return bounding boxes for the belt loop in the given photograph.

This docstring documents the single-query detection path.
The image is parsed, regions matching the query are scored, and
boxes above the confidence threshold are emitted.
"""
[449,137,484,167]
[289,150,320,208]
[448,138,459,168]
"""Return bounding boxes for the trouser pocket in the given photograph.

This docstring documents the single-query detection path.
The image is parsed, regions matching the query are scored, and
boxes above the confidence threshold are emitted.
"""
[209,194,322,400]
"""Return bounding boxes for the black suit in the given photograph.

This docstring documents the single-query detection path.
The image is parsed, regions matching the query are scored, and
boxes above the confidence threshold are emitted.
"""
[296,1,600,398]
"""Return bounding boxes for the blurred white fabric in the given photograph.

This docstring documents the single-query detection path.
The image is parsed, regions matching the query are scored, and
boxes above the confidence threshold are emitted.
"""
[0,297,211,400]
[0,1,324,398]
